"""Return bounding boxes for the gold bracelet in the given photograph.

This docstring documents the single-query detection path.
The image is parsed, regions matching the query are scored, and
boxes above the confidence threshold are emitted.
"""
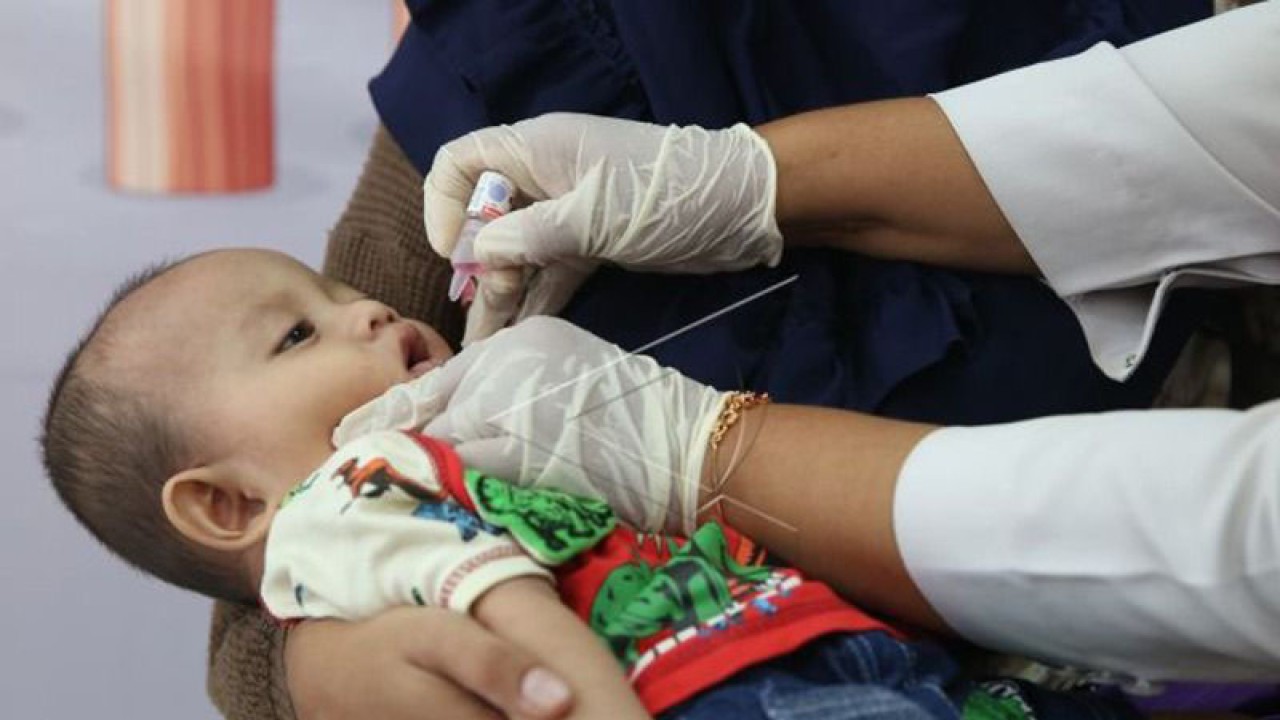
[709,391,771,451]
[700,391,771,523]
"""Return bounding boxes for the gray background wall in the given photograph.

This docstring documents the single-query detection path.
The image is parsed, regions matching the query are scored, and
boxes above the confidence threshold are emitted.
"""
[1,2,398,716]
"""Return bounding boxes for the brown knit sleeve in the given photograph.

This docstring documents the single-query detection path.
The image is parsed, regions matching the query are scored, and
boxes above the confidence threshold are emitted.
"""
[206,126,464,719]
[207,602,296,720]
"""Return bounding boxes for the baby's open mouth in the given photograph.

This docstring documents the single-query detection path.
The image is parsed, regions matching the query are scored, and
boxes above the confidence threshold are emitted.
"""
[401,326,441,378]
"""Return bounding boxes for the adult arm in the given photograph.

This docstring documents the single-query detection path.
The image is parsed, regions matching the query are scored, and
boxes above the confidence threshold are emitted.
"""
[713,400,1280,682]
[280,580,650,720]
[207,602,573,720]
[757,97,1032,275]
[762,3,1280,285]
[697,403,945,633]
[426,4,1280,356]
[714,1,1280,381]
[350,318,1280,682]
[286,610,573,720]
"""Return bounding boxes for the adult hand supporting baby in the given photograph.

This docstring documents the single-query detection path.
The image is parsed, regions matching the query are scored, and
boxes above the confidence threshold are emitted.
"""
[422,113,783,344]
[334,317,726,535]
[286,607,573,720]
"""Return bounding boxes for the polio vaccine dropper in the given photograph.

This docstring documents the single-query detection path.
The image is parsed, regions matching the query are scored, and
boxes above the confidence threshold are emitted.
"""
[449,171,515,304]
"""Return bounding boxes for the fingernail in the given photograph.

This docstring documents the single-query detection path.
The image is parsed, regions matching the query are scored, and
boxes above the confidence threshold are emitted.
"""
[521,667,570,712]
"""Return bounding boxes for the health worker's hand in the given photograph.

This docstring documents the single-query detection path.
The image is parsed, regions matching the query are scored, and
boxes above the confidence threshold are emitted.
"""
[334,317,727,535]
[423,113,783,345]
[286,607,573,720]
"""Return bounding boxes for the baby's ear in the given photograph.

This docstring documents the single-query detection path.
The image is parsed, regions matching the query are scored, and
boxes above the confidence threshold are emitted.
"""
[162,466,270,552]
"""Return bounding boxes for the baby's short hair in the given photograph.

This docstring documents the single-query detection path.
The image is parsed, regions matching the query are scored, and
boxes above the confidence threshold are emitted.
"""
[41,259,252,604]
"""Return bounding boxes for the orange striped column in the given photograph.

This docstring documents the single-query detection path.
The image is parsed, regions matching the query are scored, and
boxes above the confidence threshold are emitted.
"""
[106,0,275,193]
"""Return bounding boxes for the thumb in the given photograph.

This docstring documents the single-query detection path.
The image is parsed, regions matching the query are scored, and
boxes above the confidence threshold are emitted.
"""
[517,262,596,321]
[388,607,574,719]
[462,267,526,346]
[447,437,527,484]
[471,185,596,270]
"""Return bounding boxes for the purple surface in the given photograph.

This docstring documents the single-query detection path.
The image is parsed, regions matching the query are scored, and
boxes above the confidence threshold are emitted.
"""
[1132,683,1279,715]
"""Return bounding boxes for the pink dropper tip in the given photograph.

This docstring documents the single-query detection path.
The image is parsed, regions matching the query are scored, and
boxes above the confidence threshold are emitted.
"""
[449,269,477,304]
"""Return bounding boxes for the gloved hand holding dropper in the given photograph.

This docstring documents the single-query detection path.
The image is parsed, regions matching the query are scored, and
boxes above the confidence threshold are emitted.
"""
[424,113,785,345]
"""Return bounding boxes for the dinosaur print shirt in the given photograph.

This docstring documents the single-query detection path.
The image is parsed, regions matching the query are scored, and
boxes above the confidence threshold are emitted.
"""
[261,430,900,715]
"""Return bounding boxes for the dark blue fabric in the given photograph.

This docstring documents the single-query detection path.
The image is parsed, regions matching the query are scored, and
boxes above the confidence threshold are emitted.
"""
[372,0,1214,423]
[658,631,1141,720]
[661,632,963,720]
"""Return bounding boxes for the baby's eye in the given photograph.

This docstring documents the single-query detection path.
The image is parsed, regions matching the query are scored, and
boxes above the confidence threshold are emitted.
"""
[276,320,315,353]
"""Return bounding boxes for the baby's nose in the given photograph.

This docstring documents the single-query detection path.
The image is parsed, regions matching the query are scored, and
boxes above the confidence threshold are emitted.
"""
[353,299,399,335]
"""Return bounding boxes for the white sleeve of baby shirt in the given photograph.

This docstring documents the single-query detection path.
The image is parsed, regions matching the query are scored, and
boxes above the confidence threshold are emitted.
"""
[932,2,1280,381]
[895,399,1280,683]
[260,430,550,621]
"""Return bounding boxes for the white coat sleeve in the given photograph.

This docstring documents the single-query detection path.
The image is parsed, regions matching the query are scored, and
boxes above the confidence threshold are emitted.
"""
[261,431,550,621]
[932,3,1280,381]
[895,399,1280,682]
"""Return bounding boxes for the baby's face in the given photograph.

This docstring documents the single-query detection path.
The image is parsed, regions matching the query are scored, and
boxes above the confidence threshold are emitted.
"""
[124,249,451,496]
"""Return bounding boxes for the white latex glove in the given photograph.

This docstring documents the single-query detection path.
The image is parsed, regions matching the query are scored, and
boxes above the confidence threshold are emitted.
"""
[333,317,728,535]
[423,113,784,345]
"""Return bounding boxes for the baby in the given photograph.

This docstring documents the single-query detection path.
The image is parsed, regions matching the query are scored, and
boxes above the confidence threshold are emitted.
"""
[42,248,1142,720]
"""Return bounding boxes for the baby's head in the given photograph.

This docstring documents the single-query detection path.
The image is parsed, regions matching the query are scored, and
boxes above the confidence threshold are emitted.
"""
[42,248,451,602]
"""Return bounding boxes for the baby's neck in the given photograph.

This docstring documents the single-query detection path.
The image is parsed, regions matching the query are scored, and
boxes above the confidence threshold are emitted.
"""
[241,537,269,601]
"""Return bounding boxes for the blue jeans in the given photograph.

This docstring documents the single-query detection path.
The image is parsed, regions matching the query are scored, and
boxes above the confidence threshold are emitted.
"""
[660,632,1140,720]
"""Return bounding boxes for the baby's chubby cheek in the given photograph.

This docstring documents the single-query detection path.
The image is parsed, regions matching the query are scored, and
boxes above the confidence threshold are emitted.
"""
[340,352,410,399]
[231,423,335,488]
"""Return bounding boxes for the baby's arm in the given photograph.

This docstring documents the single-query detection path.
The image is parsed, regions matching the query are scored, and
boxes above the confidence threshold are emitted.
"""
[474,576,649,719]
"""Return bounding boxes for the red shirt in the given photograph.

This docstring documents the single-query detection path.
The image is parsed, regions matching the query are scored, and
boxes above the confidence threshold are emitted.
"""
[424,433,902,714]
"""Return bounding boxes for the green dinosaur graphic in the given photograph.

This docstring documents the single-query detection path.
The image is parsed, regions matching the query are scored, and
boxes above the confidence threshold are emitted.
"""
[963,680,1036,720]
[588,523,775,665]
[465,470,615,565]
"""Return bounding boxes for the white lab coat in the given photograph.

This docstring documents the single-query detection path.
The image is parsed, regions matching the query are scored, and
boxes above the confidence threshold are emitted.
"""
[896,3,1280,682]
[934,1,1280,383]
